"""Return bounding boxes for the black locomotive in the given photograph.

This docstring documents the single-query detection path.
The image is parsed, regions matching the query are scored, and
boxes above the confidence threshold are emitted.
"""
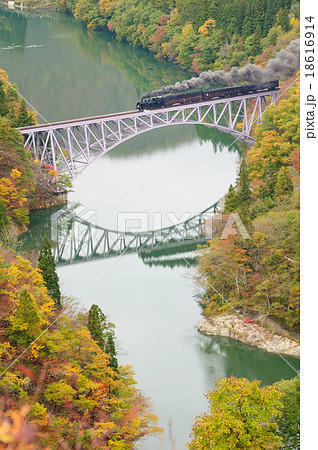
[136,80,279,111]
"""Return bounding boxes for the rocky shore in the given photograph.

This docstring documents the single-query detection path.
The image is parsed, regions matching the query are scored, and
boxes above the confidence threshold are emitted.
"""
[198,313,300,357]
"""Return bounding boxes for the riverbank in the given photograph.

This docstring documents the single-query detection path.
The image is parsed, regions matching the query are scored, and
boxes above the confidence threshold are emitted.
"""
[7,192,67,238]
[198,313,300,357]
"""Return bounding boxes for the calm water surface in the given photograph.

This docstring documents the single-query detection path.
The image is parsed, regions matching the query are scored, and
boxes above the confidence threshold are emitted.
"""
[1,7,300,449]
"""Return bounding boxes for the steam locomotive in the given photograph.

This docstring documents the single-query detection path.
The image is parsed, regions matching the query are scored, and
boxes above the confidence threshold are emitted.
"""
[136,80,279,111]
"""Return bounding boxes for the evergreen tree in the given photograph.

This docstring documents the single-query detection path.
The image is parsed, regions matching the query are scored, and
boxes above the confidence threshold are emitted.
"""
[264,0,277,34]
[236,160,252,207]
[242,3,255,38]
[38,236,61,308]
[276,7,291,32]
[251,25,262,56]
[224,184,238,213]
[259,159,278,199]
[275,166,294,197]
[88,304,118,371]
[0,80,8,117]
[87,304,105,350]
[16,98,35,127]
[236,159,252,225]
[105,331,118,371]
[0,199,10,232]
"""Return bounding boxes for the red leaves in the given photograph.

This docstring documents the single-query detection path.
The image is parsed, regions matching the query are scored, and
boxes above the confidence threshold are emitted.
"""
[243,316,254,323]
[15,364,37,381]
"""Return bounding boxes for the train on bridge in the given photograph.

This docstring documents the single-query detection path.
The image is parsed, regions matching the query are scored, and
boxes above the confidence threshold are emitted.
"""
[136,80,279,111]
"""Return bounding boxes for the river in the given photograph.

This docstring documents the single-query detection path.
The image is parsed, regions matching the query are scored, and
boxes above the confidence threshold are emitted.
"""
[0,6,300,449]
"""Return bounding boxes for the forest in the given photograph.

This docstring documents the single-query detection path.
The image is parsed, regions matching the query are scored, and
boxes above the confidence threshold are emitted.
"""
[48,0,300,73]
[197,78,300,333]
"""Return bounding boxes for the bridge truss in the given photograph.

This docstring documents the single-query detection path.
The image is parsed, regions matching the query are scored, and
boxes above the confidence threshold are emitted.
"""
[20,90,277,181]
[51,202,220,266]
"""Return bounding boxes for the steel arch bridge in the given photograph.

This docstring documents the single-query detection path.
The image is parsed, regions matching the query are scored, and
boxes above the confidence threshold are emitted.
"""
[19,89,277,181]
[50,201,220,266]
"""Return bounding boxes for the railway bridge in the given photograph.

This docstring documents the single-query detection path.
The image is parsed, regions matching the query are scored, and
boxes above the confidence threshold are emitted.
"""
[19,88,278,181]
[49,201,220,266]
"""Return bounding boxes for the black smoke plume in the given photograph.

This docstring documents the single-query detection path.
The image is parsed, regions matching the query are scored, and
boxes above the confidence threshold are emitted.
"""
[143,39,299,99]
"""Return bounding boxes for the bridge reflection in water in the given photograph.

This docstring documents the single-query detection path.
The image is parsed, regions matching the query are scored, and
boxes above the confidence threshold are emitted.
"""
[50,201,220,267]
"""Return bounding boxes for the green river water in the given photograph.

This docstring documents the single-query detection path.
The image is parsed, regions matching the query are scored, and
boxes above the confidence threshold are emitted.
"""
[0,7,299,449]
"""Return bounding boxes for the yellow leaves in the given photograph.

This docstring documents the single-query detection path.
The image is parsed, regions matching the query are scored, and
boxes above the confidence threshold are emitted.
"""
[189,377,283,449]
[0,342,12,360]
[252,231,268,247]
[0,175,28,224]
[94,421,116,437]
[99,0,111,16]
[182,23,195,38]
[74,2,80,19]
[0,251,161,446]
[10,169,21,181]
[30,402,49,427]
[248,80,300,181]
[247,130,291,180]
[0,372,25,395]
[28,343,43,360]
[44,380,77,404]
[0,69,9,82]
[198,18,216,37]
[48,169,59,178]
[77,373,97,392]
[1,256,55,339]
[290,17,297,26]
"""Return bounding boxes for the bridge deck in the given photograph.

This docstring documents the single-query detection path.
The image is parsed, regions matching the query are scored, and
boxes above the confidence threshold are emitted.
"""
[19,89,278,180]
[19,90,278,134]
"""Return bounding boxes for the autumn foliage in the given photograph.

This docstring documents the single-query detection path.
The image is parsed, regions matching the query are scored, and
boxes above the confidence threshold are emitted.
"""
[188,377,283,449]
[0,249,161,448]
[0,70,72,232]
[56,0,299,73]
[197,79,300,332]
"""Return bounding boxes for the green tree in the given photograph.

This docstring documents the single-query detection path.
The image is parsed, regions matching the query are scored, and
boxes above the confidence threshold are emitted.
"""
[237,160,252,206]
[275,166,294,197]
[235,159,252,225]
[8,289,40,347]
[16,98,35,127]
[276,8,291,32]
[275,375,300,448]
[251,25,262,56]
[0,80,8,117]
[188,377,283,449]
[223,184,238,213]
[260,159,278,199]
[105,331,118,371]
[38,236,61,308]
[0,199,10,232]
[88,304,118,371]
[87,304,105,350]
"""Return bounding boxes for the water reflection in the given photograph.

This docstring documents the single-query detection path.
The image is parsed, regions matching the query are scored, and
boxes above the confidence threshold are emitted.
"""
[21,201,220,267]
[0,8,27,51]
[196,333,300,386]
[0,7,243,158]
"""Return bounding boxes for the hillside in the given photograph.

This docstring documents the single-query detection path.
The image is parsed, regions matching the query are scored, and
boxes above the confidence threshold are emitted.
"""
[197,78,300,333]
